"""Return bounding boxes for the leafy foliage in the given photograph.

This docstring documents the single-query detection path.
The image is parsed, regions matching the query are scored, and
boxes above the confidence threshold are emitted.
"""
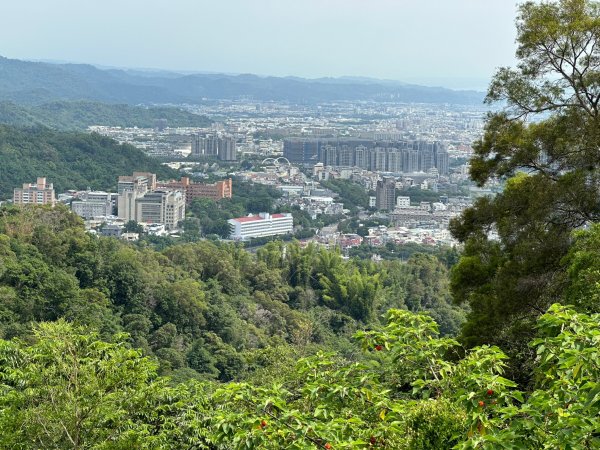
[319,179,370,212]
[450,0,600,376]
[0,251,600,450]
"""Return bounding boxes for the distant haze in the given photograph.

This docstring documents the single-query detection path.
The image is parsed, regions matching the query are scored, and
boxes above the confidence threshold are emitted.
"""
[2,0,519,90]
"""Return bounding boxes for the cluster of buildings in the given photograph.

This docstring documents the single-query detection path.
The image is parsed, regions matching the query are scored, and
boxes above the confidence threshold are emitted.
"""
[12,174,234,234]
[388,196,472,229]
[116,173,185,230]
[365,226,456,248]
[89,126,199,158]
[315,224,457,252]
[11,175,295,242]
[283,138,449,175]
[191,134,237,161]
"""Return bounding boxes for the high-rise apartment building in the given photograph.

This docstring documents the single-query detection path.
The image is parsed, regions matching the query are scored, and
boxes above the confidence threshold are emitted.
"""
[283,138,449,174]
[218,137,237,161]
[13,177,56,206]
[376,177,396,211]
[191,134,218,157]
[191,134,237,161]
[338,145,354,167]
[322,144,338,166]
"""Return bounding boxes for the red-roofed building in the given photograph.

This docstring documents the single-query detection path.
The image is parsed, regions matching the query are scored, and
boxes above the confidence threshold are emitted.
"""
[228,212,293,240]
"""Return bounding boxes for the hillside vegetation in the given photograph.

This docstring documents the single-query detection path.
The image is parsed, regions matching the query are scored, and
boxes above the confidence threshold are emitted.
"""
[0,125,177,198]
[0,101,212,130]
[0,204,597,448]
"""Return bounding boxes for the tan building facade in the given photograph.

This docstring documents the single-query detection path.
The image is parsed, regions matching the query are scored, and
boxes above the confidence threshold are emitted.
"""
[13,177,56,206]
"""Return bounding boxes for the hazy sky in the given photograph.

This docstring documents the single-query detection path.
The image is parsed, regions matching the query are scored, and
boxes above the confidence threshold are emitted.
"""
[1,0,519,89]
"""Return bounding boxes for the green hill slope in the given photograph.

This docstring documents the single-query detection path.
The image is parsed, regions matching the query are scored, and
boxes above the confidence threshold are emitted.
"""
[0,101,212,130]
[0,125,178,198]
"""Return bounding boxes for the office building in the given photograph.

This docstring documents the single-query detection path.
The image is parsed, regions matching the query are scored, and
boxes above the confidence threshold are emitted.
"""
[135,190,186,230]
[117,172,184,229]
[13,177,56,206]
[117,173,152,221]
[228,212,293,240]
[71,191,113,219]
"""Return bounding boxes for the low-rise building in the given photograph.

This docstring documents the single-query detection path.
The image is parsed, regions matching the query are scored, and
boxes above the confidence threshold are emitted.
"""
[101,224,123,238]
[228,212,293,240]
[396,196,410,208]
[156,177,232,203]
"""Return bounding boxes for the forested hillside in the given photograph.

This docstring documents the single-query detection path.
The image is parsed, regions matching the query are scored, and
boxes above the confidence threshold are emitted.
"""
[0,125,177,198]
[0,206,463,380]
[0,203,598,448]
[0,101,212,130]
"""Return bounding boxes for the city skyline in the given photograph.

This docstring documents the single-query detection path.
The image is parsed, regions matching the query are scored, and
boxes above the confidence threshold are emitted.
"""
[2,0,519,91]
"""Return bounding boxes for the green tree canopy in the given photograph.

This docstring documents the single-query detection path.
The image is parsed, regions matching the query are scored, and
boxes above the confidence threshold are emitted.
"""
[450,0,600,375]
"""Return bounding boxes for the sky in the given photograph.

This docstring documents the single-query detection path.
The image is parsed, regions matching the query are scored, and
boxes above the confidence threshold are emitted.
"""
[1,0,520,90]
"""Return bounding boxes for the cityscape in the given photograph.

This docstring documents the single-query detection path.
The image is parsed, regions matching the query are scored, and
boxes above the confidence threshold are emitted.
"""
[0,0,596,447]
[8,99,495,252]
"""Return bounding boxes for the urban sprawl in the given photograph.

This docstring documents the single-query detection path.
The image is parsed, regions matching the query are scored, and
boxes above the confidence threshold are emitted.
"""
[11,101,499,251]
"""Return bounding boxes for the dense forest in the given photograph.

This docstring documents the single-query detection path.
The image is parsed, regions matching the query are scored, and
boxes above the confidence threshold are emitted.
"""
[0,205,465,375]
[0,101,212,130]
[1,1,600,448]
[0,125,177,197]
[0,205,598,448]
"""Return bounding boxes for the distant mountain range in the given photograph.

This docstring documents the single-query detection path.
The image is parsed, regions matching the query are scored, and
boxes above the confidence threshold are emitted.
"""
[0,56,484,105]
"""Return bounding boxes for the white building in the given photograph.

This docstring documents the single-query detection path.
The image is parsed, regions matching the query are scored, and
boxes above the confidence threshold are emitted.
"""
[117,174,152,222]
[116,172,184,230]
[228,212,293,240]
[71,191,113,219]
[396,196,411,208]
[135,190,186,230]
